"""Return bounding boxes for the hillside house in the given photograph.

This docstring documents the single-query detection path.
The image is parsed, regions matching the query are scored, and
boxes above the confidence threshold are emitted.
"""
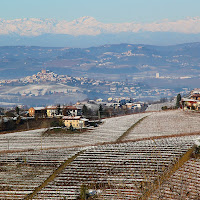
[133,103,142,110]
[190,94,200,100]
[46,106,57,117]
[181,98,200,111]
[63,106,82,116]
[109,103,120,110]
[63,116,88,129]
[46,105,63,117]
[126,103,135,110]
[181,89,200,111]
[96,98,103,102]
[28,107,46,117]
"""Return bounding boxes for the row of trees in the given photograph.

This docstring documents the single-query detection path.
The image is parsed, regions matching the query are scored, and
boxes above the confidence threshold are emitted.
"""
[0,106,20,117]
[82,103,147,119]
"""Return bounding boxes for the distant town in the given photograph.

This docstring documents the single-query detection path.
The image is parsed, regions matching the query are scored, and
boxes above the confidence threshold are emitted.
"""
[0,86,199,134]
[0,69,191,107]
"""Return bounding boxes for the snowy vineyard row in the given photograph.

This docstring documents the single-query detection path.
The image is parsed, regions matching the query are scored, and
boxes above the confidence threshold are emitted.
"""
[0,135,198,199]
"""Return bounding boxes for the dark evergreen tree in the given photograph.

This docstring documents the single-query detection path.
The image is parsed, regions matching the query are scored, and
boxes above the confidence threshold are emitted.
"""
[176,93,181,108]
[82,105,88,116]
[57,104,61,115]
[99,104,103,112]
[0,117,5,131]
[15,106,20,115]
[0,108,4,115]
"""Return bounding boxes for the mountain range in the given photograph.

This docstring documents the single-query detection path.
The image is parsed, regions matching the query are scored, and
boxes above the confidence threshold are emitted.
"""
[0,42,200,80]
[1,17,200,47]
[1,42,200,106]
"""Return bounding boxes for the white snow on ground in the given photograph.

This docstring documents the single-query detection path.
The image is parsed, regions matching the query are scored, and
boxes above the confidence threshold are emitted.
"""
[1,110,199,151]
[0,102,18,106]
[0,83,79,96]
[123,110,200,141]
[146,101,175,112]
[33,135,199,199]
[0,113,149,151]
[194,137,200,147]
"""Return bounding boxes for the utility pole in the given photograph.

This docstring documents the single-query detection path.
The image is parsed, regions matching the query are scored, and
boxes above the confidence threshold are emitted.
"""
[7,139,9,150]
[41,135,42,150]
[27,119,29,130]
[98,110,101,120]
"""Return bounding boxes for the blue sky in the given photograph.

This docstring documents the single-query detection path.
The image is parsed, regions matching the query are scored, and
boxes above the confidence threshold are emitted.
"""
[1,0,200,23]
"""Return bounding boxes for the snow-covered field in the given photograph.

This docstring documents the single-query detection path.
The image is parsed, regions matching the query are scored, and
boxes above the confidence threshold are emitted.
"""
[0,147,81,199]
[0,113,149,151]
[0,109,200,199]
[0,83,79,96]
[123,110,200,141]
[149,157,200,200]
[0,110,199,151]
[146,101,175,112]
[0,134,197,199]
[33,135,199,199]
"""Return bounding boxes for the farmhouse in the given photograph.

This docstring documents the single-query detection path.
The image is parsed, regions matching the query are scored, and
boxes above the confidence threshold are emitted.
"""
[63,106,82,116]
[181,98,200,111]
[181,89,200,111]
[46,106,58,117]
[63,116,88,129]
[46,105,63,117]
[28,107,46,117]
[190,93,200,100]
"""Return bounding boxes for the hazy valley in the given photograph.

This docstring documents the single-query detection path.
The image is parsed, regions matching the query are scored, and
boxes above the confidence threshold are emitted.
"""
[1,42,200,106]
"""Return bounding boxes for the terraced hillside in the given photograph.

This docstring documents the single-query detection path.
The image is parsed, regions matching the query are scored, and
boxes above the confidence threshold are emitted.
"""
[0,110,200,199]
[32,136,198,199]
[123,110,200,141]
[149,157,200,200]
[0,148,81,199]
[0,136,197,199]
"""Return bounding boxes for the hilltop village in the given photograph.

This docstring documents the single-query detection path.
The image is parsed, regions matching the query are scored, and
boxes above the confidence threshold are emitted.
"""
[0,70,189,106]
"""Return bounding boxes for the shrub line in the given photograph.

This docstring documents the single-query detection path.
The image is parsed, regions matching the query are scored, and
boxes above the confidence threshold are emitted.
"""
[116,116,148,143]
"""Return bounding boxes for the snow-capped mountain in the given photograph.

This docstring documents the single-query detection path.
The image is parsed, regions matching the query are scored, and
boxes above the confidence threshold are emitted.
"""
[1,16,200,47]
[1,16,200,37]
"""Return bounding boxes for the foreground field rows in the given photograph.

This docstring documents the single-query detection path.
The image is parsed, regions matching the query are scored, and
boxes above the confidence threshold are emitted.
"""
[0,110,200,199]
[0,135,199,199]
[149,157,200,200]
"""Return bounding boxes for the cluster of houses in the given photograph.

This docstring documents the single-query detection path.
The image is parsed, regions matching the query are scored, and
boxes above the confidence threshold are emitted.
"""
[85,98,144,111]
[28,99,145,129]
[28,105,89,129]
[181,89,200,111]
